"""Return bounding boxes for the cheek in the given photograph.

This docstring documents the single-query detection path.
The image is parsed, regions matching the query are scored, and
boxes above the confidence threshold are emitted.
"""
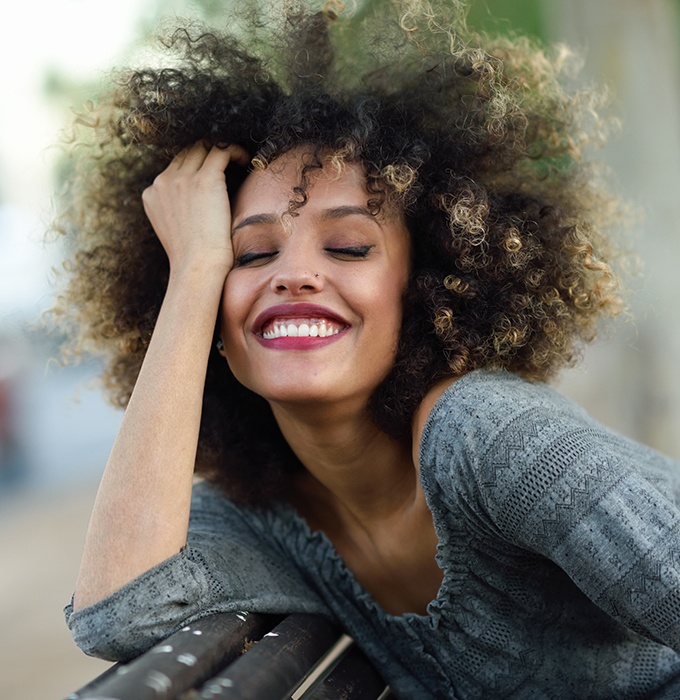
[219,287,254,389]
[380,266,409,322]
[362,276,407,353]
[220,277,249,349]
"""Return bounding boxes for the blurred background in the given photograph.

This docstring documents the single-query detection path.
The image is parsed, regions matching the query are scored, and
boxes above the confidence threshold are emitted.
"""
[1,1,678,697]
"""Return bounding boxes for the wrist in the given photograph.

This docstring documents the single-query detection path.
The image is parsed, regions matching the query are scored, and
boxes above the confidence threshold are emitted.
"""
[169,256,231,286]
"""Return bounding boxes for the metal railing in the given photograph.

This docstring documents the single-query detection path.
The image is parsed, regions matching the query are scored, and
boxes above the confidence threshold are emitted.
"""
[65,612,392,700]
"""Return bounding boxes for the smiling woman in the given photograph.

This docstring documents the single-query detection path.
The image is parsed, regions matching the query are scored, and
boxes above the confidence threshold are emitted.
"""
[221,148,410,410]
[56,1,680,698]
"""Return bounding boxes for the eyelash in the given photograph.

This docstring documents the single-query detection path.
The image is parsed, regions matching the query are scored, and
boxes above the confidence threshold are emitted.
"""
[325,245,373,258]
[234,245,374,267]
[235,251,275,267]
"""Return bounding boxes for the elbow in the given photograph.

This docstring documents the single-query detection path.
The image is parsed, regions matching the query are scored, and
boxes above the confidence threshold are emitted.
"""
[65,598,158,662]
[64,548,211,661]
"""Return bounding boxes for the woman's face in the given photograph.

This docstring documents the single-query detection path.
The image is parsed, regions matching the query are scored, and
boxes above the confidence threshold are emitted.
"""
[220,149,411,411]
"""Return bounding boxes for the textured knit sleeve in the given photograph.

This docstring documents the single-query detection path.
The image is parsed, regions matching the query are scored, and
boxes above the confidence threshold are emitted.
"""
[425,371,680,653]
[65,481,328,661]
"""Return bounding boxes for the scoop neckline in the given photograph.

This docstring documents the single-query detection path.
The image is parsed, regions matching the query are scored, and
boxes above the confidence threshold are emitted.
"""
[272,374,482,624]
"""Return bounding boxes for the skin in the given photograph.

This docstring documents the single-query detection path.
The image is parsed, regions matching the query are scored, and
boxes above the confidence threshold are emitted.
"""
[73,142,446,616]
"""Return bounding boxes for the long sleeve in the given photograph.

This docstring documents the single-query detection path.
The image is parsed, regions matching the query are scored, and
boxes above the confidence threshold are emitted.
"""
[65,481,329,661]
[485,417,680,650]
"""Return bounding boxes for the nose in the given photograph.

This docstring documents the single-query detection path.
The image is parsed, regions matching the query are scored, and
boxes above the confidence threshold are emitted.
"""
[270,258,324,295]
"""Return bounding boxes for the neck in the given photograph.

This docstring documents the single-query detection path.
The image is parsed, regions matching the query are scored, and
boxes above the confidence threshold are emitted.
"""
[270,400,416,526]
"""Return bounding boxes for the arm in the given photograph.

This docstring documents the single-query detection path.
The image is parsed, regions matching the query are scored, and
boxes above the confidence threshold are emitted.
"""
[424,371,680,650]
[513,440,680,650]
[73,143,248,610]
[66,482,329,661]
[503,404,680,649]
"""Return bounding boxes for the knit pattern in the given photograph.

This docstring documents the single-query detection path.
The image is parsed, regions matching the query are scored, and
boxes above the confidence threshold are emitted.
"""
[66,370,680,699]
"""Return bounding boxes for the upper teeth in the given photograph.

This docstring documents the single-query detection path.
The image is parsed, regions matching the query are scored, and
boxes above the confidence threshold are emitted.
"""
[262,319,342,339]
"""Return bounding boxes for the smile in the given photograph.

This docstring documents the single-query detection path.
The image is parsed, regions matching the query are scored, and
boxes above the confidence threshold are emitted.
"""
[262,318,344,339]
[253,304,350,350]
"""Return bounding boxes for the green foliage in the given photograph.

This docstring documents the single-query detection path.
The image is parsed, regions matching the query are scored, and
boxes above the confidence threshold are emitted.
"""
[466,0,547,42]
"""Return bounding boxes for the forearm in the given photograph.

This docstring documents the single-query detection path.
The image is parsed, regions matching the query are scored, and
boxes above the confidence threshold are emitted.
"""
[73,264,225,610]
[67,483,331,662]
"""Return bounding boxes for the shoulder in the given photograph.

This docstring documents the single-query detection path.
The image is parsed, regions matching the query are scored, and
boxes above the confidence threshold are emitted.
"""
[416,369,608,504]
[417,369,680,518]
[414,369,581,462]
[189,479,255,529]
[187,480,321,563]
[188,479,287,544]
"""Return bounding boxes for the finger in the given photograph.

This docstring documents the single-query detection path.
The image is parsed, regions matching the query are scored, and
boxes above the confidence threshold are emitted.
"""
[223,143,250,166]
[204,143,250,171]
[175,141,211,172]
[156,147,186,175]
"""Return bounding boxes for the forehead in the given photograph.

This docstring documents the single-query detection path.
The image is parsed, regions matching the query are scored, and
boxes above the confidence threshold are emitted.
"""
[233,149,370,216]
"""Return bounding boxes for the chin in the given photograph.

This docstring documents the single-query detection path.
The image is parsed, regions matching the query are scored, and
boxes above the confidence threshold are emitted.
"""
[252,382,343,406]
[236,372,369,409]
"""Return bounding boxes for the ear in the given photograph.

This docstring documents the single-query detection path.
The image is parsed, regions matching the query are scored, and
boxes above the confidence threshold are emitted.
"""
[216,338,227,357]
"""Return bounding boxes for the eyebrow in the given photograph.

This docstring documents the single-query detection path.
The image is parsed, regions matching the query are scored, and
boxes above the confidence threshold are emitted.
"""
[231,213,278,236]
[320,205,379,224]
[231,205,380,236]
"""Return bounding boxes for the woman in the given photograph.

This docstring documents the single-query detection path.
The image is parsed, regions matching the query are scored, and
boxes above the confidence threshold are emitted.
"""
[60,2,680,697]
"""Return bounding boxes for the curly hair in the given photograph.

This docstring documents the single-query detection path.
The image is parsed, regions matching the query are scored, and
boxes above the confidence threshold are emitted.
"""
[54,0,624,506]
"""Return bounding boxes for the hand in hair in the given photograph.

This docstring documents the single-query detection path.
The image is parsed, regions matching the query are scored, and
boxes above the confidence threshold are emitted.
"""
[142,142,249,276]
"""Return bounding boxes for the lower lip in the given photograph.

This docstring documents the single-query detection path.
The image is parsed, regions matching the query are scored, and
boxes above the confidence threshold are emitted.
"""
[255,329,347,350]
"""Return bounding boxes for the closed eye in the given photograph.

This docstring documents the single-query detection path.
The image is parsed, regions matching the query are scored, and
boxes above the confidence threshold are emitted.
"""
[325,245,374,259]
[235,251,277,267]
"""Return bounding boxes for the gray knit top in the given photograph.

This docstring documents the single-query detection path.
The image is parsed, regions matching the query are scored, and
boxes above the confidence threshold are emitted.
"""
[66,370,680,699]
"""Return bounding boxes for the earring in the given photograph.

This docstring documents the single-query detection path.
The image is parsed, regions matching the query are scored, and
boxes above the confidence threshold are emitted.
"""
[216,339,224,351]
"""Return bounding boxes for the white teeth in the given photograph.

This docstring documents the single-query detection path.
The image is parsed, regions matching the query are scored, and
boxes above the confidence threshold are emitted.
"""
[262,319,342,339]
